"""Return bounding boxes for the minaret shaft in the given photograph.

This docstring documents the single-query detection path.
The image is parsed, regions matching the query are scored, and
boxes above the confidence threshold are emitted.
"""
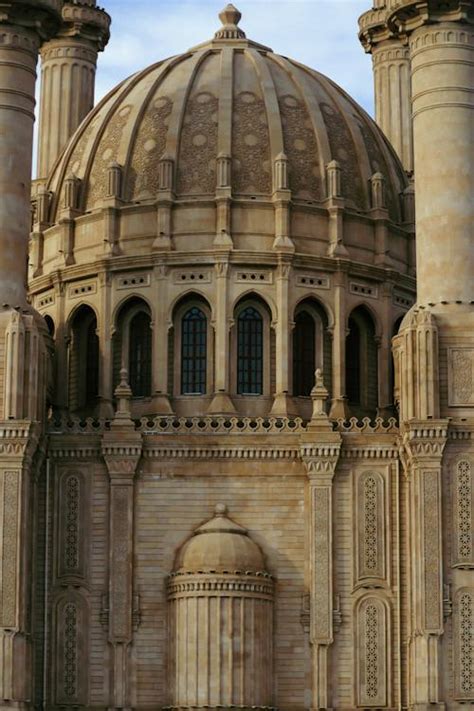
[37,1,110,180]
[411,21,474,304]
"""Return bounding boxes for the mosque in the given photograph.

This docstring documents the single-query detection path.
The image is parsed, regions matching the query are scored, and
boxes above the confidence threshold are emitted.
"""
[0,0,472,708]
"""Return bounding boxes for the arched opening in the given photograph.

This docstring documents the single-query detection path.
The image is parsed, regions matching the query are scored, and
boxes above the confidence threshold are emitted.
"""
[181,306,207,395]
[44,314,55,337]
[237,305,263,395]
[68,306,99,415]
[113,298,152,398]
[345,306,378,418]
[292,298,332,400]
[170,293,213,398]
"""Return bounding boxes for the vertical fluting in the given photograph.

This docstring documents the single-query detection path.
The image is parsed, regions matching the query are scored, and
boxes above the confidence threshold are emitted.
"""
[37,2,110,179]
[372,41,413,173]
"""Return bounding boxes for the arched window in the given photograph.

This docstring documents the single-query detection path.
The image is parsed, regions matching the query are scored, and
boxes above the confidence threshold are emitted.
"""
[68,306,99,414]
[346,316,361,405]
[345,306,378,417]
[237,306,263,395]
[113,298,152,398]
[181,307,207,395]
[292,299,332,404]
[129,311,152,397]
[293,311,316,396]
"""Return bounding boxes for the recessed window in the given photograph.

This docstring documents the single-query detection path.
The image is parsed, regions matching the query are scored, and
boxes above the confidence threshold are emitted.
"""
[129,311,152,397]
[237,306,263,395]
[293,310,316,396]
[181,307,207,395]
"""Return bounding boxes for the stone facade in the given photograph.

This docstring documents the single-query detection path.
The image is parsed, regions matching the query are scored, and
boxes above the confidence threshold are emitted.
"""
[0,1,472,709]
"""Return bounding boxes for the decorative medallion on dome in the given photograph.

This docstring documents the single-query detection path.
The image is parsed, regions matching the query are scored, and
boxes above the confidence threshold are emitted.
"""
[215,3,246,40]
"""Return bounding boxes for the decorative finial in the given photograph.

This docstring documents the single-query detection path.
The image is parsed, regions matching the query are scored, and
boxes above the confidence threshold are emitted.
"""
[215,502,228,516]
[215,4,246,40]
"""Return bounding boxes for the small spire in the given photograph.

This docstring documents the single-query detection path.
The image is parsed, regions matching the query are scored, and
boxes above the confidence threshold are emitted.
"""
[215,3,246,40]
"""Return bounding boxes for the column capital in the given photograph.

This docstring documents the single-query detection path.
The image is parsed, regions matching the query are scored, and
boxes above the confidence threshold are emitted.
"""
[387,0,474,38]
[400,419,449,470]
[0,1,62,45]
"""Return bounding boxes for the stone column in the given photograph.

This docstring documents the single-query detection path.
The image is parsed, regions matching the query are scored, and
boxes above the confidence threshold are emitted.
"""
[301,375,342,709]
[401,421,448,709]
[102,375,142,710]
[407,17,474,305]
[151,264,173,414]
[358,7,414,173]
[329,270,349,419]
[37,0,110,180]
[270,255,295,416]
[208,258,236,415]
[0,3,59,307]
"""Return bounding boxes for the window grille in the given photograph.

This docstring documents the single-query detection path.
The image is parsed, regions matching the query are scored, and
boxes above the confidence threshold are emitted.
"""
[181,307,207,395]
[237,306,263,395]
[129,311,152,397]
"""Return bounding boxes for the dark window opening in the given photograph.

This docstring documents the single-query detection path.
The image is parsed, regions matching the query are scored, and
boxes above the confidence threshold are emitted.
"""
[293,310,316,396]
[181,307,207,395]
[346,316,361,405]
[237,306,263,395]
[129,311,152,397]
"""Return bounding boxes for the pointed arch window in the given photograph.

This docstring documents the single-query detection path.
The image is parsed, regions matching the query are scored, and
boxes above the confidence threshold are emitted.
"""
[293,310,316,396]
[237,307,263,395]
[346,316,361,405]
[181,307,207,395]
[69,306,99,414]
[129,311,152,397]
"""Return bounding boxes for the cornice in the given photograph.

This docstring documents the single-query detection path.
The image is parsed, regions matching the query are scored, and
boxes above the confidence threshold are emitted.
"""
[0,1,61,45]
[0,420,41,464]
[387,0,474,37]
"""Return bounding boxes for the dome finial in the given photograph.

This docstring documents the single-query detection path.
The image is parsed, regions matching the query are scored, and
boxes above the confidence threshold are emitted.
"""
[215,4,246,40]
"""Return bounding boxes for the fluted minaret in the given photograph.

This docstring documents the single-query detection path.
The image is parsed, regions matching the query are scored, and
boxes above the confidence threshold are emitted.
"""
[37,0,110,180]
[359,2,414,173]
[0,2,61,703]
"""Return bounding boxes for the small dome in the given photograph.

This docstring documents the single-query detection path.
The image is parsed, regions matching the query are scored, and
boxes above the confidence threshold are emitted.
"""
[48,5,406,222]
[174,504,266,574]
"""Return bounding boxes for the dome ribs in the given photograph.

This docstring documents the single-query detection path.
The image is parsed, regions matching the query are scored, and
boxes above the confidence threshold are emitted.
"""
[266,54,324,202]
[231,50,272,196]
[269,55,331,200]
[165,50,210,189]
[176,52,220,197]
[124,54,186,202]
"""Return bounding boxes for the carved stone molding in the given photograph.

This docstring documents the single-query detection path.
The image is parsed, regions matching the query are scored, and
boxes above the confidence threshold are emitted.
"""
[401,420,449,468]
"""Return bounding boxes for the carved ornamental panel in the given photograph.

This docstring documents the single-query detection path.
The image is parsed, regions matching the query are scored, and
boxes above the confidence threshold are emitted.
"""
[54,595,88,705]
[453,459,474,568]
[454,589,474,700]
[448,348,474,406]
[354,471,388,588]
[57,470,89,583]
[355,597,389,707]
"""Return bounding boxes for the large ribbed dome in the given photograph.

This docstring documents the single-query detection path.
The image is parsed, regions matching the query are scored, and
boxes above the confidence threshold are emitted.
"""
[47,4,406,222]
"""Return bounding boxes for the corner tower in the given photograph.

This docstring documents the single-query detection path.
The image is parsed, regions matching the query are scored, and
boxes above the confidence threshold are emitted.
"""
[0,1,62,705]
[37,0,111,181]
[359,0,474,706]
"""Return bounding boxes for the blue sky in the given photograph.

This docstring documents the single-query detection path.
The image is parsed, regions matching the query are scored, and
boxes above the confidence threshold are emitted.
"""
[95,0,374,114]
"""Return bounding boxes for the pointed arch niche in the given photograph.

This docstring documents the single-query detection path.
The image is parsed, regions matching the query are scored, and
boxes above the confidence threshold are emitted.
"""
[112,297,152,398]
[291,297,332,402]
[346,305,379,419]
[355,595,390,707]
[68,305,99,415]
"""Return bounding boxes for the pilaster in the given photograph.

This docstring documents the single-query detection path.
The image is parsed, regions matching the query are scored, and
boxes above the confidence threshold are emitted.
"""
[401,420,449,709]
[270,254,296,417]
[102,375,142,710]
[208,257,236,415]
[0,422,41,707]
[301,375,342,709]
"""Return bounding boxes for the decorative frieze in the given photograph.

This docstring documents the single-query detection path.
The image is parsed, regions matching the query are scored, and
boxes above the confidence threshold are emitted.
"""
[57,471,88,582]
[0,471,19,628]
